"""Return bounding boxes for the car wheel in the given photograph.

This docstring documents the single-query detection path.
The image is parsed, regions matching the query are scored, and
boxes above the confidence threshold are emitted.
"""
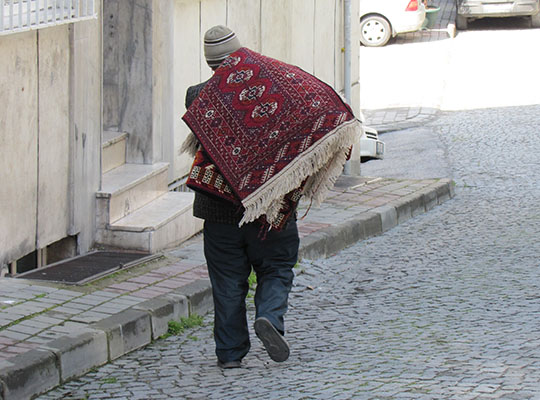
[531,13,540,28]
[456,14,468,30]
[360,15,392,47]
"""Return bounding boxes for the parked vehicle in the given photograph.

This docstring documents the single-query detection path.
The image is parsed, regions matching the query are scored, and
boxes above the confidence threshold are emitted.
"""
[456,0,540,30]
[360,0,426,47]
[360,126,385,162]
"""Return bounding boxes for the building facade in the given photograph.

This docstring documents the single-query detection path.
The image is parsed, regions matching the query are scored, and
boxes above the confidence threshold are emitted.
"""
[0,0,360,276]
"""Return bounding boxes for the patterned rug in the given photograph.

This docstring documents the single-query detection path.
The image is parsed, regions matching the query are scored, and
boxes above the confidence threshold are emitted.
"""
[182,47,361,228]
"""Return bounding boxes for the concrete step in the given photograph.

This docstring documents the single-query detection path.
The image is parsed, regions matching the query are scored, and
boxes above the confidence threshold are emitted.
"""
[97,162,169,226]
[96,192,203,253]
[102,131,127,173]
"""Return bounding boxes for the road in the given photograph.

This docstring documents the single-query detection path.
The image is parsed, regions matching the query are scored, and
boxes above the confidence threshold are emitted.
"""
[38,20,540,400]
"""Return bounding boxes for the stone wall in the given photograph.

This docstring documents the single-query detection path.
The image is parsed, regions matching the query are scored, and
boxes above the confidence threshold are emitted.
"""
[0,9,102,267]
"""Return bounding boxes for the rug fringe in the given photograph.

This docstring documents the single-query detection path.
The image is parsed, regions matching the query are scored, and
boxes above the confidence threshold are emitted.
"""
[179,133,199,157]
[239,118,361,226]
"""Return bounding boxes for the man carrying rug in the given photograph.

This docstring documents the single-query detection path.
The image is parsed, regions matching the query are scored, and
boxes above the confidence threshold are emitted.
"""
[182,26,360,369]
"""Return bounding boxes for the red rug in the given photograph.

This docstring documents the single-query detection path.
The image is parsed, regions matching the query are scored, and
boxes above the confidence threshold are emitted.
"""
[182,47,361,228]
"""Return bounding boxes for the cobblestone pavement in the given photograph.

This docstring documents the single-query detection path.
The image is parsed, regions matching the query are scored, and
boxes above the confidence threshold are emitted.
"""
[37,103,540,399]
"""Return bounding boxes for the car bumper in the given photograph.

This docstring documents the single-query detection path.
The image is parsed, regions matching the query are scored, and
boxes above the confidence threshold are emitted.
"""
[393,10,427,35]
[360,138,385,160]
[458,1,540,17]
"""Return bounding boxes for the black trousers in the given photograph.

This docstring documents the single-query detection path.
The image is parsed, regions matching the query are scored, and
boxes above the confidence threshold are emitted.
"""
[203,219,299,363]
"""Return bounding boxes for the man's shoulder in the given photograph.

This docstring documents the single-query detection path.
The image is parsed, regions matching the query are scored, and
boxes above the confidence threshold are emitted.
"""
[186,80,210,108]
[187,81,207,93]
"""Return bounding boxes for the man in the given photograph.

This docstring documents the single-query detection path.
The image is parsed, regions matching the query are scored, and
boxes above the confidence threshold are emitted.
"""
[185,25,299,369]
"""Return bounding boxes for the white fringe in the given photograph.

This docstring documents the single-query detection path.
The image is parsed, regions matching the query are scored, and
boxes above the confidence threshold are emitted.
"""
[179,132,199,157]
[239,118,361,226]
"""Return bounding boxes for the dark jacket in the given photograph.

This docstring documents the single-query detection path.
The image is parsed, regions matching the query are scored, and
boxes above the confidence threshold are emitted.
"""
[185,81,243,224]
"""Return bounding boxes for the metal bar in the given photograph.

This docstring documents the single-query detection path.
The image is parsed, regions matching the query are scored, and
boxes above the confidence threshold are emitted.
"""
[9,0,13,30]
[344,0,352,105]
[343,0,353,176]
[18,0,22,28]
[75,0,79,18]
[52,0,56,21]
[27,0,31,28]
[1,0,4,31]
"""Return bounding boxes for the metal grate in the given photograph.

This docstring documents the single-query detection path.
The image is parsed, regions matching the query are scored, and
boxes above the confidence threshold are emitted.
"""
[14,251,156,285]
[1,0,96,36]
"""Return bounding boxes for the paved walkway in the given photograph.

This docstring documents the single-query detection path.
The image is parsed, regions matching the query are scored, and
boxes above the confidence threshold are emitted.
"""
[0,176,455,400]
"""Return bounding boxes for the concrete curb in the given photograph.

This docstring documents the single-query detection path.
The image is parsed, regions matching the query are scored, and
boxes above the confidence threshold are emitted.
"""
[0,180,454,400]
[0,279,212,400]
[299,179,454,260]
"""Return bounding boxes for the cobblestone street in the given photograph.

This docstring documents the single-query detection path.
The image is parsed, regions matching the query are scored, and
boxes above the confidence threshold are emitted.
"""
[38,105,540,399]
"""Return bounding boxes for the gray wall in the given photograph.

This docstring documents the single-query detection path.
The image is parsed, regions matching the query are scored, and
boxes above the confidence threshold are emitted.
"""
[0,8,102,267]
[103,0,174,166]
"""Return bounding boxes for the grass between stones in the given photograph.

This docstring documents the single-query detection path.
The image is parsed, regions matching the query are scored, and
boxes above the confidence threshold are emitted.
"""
[160,314,204,340]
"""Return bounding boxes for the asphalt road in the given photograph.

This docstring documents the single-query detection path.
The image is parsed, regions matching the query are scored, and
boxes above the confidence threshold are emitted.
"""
[38,20,540,400]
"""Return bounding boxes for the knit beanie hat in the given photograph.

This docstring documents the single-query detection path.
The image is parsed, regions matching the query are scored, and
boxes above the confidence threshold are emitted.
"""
[204,25,242,70]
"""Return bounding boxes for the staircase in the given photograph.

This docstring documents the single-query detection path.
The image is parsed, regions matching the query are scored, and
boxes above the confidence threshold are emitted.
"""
[96,131,202,253]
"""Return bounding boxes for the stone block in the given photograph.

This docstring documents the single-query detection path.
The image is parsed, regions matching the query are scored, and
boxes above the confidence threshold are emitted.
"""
[320,222,362,258]
[394,198,413,224]
[358,212,383,238]
[409,194,426,217]
[422,188,439,211]
[0,349,59,400]
[174,279,213,317]
[435,180,453,204]
[300,214,380,260]
[299,230,331,260]
[92,309,152,361]
[41,328,108,382]
[162,293,189,320]
[448,180,456,198]
[372,205,398,232]
[133,295,188,339]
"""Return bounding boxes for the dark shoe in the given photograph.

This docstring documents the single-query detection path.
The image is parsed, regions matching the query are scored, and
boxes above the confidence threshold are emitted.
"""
[254,317,290,362]
[217,360,242,369]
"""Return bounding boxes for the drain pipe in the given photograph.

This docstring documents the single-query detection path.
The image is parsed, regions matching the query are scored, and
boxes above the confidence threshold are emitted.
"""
[343,0,353,175]
[343,0,352,107]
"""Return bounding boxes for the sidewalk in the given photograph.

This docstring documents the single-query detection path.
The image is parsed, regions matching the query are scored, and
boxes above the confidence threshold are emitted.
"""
[0,175,455,400]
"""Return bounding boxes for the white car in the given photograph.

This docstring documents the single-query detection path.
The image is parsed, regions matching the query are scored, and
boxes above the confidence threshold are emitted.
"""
[358,110,384,162]
[360,125,385,162]
[360,0,426,47]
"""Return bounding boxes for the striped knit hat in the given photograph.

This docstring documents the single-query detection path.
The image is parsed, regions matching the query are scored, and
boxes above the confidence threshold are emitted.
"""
[204,25,242,70]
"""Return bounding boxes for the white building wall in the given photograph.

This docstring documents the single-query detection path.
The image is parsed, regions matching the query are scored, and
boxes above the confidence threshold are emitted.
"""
[37,25,71,249]
[70,9,103,256]
[0,7,102,267]
[0,31,39,266]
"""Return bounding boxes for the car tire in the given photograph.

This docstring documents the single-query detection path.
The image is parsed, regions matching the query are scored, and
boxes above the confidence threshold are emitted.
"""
[456,14,468,30]
[531,13,540,28]
[360,15,392,47]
